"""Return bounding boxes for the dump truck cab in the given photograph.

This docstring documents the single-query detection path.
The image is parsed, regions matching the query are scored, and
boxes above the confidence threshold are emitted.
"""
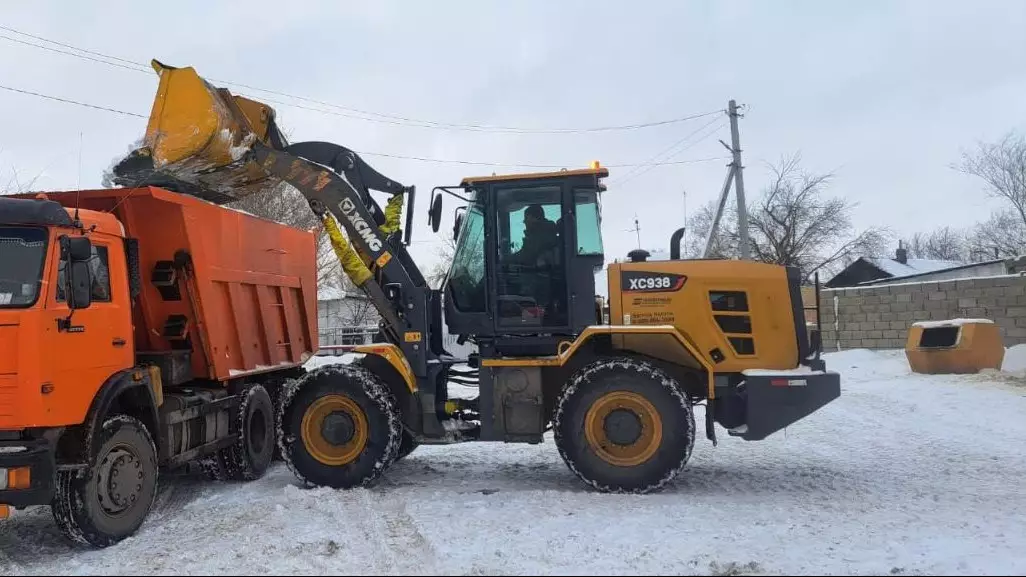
[0,197,133,432]
[0,189,317,547]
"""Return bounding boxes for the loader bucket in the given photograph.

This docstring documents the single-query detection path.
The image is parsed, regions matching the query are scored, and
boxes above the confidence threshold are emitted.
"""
[111,60,287,203]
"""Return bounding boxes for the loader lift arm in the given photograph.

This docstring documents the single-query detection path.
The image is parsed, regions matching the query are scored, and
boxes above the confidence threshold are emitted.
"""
[251,141,451,437]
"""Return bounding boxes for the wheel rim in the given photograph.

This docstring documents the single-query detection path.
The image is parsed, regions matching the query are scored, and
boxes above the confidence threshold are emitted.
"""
[95,444,145,517]
[584,391,663,467]
[301,395,368,466]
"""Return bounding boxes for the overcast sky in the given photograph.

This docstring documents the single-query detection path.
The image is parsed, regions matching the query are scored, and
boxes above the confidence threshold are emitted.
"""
[2,0,1025,271]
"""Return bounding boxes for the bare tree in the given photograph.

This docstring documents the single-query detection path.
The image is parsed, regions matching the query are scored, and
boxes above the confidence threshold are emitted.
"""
[903,227,970,262]
[426,233,458,288]
[687,154,888,281]
[966,208,1026,260]
[1,150,47,195]
[344,295,378,326]
[959,131,1026,227]
[226,183,343,289]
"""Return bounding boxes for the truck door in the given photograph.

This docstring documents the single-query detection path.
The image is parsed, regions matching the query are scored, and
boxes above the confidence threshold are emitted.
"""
[42,233,134,424]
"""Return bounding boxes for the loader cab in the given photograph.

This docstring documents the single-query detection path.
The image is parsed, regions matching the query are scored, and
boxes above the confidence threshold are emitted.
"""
[443,166,607,350]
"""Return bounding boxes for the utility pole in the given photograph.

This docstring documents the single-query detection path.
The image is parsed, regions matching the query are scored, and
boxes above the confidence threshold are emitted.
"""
[703,165,735,257]
[626,214,642,249]
[682,188,687,253]
[703,99,749,260]
[727,100,749,260]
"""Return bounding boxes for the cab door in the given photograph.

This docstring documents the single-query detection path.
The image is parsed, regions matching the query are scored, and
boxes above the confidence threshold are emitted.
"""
[40,232,134,426]
[491,182,571,333]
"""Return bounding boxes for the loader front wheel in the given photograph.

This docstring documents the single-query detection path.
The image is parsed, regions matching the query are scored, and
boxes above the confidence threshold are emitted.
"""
[554,357,695,494]
[279,365,402,489]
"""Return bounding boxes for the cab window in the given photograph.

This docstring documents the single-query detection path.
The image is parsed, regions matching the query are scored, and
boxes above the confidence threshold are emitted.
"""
[574,188,603,256]
[448,195,487,312]
[0,226,47,308]
[57,244,112,303]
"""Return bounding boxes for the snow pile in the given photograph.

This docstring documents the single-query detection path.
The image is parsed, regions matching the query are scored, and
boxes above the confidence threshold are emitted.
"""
[912,318,993,328]
[3,349,1026,575]
[1000,344,1026,372]
[304,354,357,370]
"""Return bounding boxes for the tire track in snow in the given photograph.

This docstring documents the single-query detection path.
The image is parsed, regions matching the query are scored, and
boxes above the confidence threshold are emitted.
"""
[332,489,438,575]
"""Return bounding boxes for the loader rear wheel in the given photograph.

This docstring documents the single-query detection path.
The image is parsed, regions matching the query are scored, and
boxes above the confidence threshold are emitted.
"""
[52,415,158,547]
[279,365,402,489]
[554,357,695,494]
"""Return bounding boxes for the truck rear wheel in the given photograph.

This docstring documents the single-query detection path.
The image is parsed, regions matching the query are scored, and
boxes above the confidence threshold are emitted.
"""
[553,357,695,494]
[228,384,275,481]
[52,415,159,547]
[278,365,402,489]
[199,384,275,482]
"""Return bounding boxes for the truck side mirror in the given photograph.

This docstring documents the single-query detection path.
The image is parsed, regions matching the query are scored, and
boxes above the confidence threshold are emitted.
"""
[60,235,93,310]
[428,193,443,234]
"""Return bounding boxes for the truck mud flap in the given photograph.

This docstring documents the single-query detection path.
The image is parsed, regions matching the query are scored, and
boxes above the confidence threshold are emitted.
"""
[740,371,840,441]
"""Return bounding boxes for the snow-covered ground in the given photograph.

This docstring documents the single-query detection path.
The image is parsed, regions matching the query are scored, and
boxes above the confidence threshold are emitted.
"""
[3,349,1026,576]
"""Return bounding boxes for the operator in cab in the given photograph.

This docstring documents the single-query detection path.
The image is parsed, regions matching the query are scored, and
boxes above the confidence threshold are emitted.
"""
[513,204,558,266]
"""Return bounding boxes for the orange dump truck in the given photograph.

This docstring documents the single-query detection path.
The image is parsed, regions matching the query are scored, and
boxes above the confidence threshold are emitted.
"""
[0,186,317,546]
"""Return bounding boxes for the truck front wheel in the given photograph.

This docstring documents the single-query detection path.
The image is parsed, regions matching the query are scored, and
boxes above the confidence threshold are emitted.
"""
[278,365,402,489]
[52,415,159,547]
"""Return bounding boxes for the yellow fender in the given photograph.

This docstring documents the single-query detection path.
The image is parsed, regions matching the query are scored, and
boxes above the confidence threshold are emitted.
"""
[481,325,717,398]
[353,344,417,393]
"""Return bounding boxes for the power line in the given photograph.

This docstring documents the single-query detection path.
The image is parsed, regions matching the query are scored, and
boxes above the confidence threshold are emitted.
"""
[0,84,146,118]
[0,25,145,68]
[0,81,728,170]
[613,115,727,185]
[0,34,148,74]
[0,24,723,134]
[358,150,729,169]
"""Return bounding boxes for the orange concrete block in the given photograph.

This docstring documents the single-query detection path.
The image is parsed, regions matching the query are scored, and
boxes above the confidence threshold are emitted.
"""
[905,319,1004,374]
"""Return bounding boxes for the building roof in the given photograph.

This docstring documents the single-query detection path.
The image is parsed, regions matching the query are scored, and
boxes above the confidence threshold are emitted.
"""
[858,258,1005,285]
[864,257,963,278]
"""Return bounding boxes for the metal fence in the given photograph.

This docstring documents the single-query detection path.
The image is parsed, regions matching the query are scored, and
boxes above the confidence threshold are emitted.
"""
[317,326,378,352]
[316,325,479,358]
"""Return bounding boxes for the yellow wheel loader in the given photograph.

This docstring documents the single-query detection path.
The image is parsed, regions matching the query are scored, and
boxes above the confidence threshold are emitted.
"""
[112,60,840,494]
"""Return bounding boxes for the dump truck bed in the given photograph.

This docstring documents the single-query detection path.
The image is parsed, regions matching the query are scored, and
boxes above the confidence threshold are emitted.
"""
[36,187,318,383]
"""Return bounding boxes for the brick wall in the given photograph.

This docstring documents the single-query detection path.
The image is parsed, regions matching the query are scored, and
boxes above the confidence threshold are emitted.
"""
[818,275,1026,350]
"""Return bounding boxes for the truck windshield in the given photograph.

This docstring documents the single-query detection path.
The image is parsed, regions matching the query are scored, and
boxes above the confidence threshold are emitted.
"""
[448,193,487,312]
[0,226,48,308]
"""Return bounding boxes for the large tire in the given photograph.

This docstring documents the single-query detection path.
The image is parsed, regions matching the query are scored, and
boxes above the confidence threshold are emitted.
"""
[199,385,275,482]
[228,384,275,481]
[278,364,403,489]
[554,357,695,494]
[396,430,418,461]
[52,415,159,547]
[354,355,417,461]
